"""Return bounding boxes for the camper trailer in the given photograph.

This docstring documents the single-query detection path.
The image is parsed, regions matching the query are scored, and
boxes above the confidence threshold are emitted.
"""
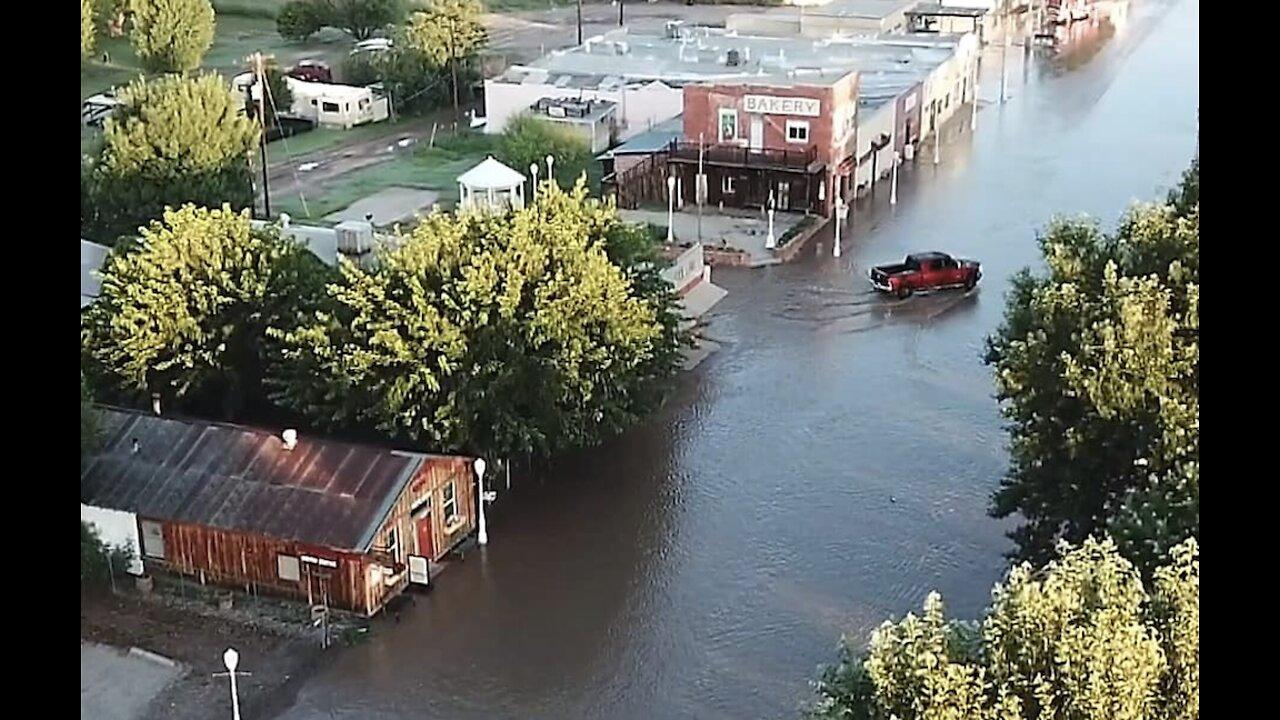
[82,92,121,127]
[285,77,390,129]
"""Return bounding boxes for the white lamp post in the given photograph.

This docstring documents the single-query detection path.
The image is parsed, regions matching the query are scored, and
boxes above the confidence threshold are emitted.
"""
[530,163,539,200]
[1000,34,1008,104]
[474,458,488,546]
[223,649,242,720]
[545,154,555,186]
[890,151,900,205]
[933,102,941,166]
[765,190,776,250]
[833,195,848,258]
[970,64,979,131]
[666,175,676,243]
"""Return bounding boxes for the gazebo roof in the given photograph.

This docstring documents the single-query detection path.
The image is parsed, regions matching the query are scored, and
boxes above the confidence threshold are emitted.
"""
[457,156,525,190]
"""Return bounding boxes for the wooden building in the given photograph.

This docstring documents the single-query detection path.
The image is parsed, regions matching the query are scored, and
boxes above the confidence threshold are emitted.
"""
[80,407,478,616]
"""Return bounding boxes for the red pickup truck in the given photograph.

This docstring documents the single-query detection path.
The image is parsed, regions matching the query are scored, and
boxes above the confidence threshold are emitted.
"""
[869,252,981,298]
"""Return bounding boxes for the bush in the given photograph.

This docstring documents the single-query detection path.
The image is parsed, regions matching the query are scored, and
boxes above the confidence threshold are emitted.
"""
[131,0,217,72]
[277,0,325,41]
[498,114,593,189]
[81,521,134,586]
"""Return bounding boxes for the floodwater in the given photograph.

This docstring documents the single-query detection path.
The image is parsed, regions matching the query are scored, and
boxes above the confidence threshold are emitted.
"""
[275,2,1198,718]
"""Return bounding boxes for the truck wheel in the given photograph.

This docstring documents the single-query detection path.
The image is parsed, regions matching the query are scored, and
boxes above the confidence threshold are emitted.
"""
[965,277,976,291]
[896,286,912,300]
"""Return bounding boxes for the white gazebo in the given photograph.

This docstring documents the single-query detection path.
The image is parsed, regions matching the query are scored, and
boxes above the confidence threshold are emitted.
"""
[457,156,526,213]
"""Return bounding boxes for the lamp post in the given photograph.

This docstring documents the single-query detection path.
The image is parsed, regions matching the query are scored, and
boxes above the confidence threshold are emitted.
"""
[833,195,846,258]
[530,163,539,201]
[1000,34,1008,104]
[890,151,899,205]
[932,102,940,165]
[765,191,776,250]
[970,62,979,131]
[546,154,555,187]
[697,132,704,243]
[223,649,242,720]
[666,175,676,244]
[474,458,488,546]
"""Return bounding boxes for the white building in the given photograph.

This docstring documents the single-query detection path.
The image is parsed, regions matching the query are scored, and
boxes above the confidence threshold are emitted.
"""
[456,156,527,214]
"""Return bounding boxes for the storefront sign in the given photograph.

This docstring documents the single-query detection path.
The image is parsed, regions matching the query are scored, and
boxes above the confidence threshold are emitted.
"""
[743,95,821,117]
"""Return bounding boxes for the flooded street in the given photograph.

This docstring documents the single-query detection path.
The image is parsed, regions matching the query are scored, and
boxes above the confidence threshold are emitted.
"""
[277,2,1198,718]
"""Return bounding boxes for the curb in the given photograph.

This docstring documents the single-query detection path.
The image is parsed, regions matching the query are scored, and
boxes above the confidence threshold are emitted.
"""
[128,646,178,669]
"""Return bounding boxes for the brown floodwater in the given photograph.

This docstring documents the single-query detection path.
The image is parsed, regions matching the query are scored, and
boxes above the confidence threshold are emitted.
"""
[273,2,1198,717]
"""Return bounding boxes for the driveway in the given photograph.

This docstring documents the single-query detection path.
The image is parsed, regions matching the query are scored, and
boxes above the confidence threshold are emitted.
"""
[81,642,183,720]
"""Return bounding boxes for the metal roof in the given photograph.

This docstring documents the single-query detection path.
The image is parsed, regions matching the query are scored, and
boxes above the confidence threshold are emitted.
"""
[81,239,110,309]
[80,407,456,552]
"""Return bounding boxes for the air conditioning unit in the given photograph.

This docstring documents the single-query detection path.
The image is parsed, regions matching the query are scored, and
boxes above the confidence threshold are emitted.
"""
[335,220,374,256]
[726,49,741,66]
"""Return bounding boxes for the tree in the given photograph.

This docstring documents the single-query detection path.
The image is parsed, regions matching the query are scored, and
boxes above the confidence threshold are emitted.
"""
[405,0,486,117]
[277,0,404,41]
[82,0,97,59]
[810,537,1199,720]
[498,114,594,189]
[130,0,216,72]
[81,204,333,421]
[342,43,450,115]
[87,73,259,244]
[983,162,1199,573]
[268,181,682,459]
[277,0,326,40]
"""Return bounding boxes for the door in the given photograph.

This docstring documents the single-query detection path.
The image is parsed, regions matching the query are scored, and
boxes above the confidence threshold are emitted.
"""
[776,181,791,211]
[415,514,435,561]
[750,116,764,152]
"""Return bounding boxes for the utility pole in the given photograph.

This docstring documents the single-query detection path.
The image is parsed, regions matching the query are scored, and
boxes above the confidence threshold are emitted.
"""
[619,0,624,26]
[577,0,583,45]
[252,52,271,219]
[697,132,704,243]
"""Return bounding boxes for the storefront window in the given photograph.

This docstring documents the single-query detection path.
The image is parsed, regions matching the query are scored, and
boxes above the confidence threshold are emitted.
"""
[719,108,737,142]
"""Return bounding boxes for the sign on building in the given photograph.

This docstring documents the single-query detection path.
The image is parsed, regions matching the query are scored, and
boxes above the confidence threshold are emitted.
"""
[743,95,821,117]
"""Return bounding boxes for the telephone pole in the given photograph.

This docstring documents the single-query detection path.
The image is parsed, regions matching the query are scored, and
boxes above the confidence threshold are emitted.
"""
[577,0,583,45]
[252,52,271,219]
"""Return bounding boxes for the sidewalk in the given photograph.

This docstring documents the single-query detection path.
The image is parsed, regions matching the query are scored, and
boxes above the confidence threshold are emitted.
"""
[81,641,182,720]
[621,207,805,267]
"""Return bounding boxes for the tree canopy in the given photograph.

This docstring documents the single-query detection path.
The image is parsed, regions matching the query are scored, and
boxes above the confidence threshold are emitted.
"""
[499,114,593,189]
[81,204,332,421]
[810,537,1199,720]
[268,181,682,459]
[82,0,97,58]
[984,162,1199,573]
[130,0,216,72]
[85,73,259,244]
[404,0,486,116]
[277,0,404,41]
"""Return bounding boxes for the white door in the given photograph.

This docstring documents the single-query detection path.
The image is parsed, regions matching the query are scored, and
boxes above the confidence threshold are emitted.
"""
[750,116,764,151]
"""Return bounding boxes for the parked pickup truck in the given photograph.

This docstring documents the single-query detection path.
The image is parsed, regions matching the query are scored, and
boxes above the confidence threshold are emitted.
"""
[869,252,981,298]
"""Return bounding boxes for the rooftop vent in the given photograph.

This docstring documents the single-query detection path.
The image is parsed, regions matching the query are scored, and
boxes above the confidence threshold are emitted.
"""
[726,49,741,67]
[282,429,298,451]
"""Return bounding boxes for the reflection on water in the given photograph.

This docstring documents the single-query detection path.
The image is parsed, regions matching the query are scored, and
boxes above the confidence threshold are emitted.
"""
[273,1,1198,718]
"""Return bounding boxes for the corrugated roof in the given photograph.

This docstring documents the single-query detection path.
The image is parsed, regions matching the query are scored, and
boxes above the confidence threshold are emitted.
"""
[81,407,455,552]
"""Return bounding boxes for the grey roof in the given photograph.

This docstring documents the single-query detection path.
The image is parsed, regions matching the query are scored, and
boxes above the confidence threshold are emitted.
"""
[495,27,964,91]
[795,0,918,19]
[81,239,110,308]
[600,116,684,158]
[907,3,989,18]
[80,407,465,552]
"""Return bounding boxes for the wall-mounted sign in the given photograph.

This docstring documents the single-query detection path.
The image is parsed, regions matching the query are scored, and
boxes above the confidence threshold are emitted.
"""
[300,554,338,568]
[743,95,821,118]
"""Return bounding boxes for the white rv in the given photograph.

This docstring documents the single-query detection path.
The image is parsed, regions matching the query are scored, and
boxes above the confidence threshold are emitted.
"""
[284,77,389,129]
[82,92,121,127]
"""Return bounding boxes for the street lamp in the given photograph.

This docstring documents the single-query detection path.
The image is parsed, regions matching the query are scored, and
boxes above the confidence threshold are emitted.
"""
[833,195,848,258]
[545,154,555,187]
[223,648,242,720]
[890,151,900,205]
[474,458,488,546]
[932,102,941,166]
[530,163,539,201]
[666,175,677,243]
[765,192,776,250]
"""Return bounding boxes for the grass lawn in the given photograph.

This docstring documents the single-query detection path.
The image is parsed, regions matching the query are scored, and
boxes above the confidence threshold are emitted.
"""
[275,131,501,221]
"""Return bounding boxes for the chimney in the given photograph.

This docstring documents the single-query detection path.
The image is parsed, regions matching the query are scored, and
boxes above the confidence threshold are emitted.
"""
[282,429,298,451]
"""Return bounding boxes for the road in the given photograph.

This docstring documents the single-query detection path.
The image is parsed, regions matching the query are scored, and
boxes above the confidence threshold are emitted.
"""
[269,1,1198,718]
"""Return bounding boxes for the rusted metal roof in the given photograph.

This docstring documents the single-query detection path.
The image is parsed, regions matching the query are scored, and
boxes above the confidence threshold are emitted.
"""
[81,407,449,552]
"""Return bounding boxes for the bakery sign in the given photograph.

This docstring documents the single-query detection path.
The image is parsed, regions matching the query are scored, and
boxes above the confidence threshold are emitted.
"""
[743,95,821,117]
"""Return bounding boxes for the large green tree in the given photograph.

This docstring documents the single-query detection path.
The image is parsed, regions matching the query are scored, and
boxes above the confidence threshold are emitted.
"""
[499,114,593,189]
[268,181,681,459]
[405,0,486,117]
[82,204,332,421]
[984,162,1199,573]
[86,73,259,244]
[810,537,1199,720]
[130,0,216,72]
[277,0,404,41]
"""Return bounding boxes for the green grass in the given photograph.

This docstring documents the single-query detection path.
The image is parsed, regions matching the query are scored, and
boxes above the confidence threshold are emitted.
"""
[484,0,576,11]
[275,130,501,221]
[212,0,285,18]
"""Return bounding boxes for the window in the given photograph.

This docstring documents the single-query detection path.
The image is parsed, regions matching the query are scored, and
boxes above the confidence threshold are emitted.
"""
[387,526,401,562]
[721,176,736,194]
[277,554,301,582]
[310,99,317,106]
[718,108,737,142]
[140,520,165,559]
[442,481,458,522]
[321,101,340,113]
[359,98,369,109]
[786,120,810,143]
